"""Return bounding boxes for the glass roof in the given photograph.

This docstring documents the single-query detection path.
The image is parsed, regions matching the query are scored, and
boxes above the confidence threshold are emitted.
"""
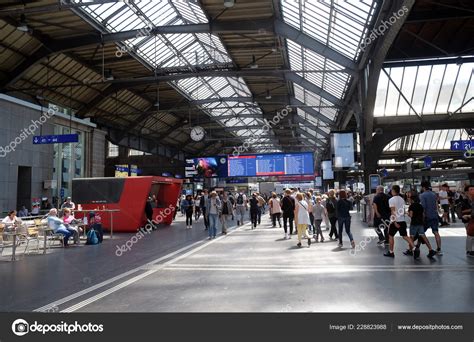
[383,129,470,151]
[281,0,379,144]
[375,60,474,116]
[73,0,278,150]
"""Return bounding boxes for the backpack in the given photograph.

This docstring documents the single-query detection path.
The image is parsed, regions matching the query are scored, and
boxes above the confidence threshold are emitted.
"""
[86,228,99,245]
[236,194,244,205]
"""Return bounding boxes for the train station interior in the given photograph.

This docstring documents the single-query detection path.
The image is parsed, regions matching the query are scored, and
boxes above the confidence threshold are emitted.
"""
[0,0,473,319]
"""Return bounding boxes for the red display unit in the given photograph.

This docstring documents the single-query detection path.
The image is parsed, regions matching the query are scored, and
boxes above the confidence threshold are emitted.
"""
[72,176,183,232]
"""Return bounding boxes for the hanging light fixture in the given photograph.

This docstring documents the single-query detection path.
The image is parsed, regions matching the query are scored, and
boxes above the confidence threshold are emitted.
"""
[224,0,235,8]
[17,14,30,32]
[265,89,272,100]
[250,55,258,69]
[154,83,160,108]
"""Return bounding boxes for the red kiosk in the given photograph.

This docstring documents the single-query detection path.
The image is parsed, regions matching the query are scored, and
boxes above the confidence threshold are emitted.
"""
[72,176,183,232]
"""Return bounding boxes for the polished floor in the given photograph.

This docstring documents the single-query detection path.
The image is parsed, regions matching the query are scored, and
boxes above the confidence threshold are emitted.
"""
[1,211,472,312]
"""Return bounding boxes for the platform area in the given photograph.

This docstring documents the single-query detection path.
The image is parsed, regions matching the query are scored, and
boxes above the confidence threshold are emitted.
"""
[1,212,472,313]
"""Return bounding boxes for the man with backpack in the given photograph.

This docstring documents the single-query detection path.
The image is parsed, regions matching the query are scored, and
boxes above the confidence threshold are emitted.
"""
[235,191,247,226]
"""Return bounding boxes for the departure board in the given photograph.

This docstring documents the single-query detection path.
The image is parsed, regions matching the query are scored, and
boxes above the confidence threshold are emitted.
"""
[228,152,314,177]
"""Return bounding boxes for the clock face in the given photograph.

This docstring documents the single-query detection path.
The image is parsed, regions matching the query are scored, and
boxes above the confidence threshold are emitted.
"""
[190,126,205,141]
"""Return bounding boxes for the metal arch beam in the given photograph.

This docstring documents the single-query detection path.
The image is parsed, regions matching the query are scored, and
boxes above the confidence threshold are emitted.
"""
[363,0,416,143]
[295,128,324,147]
[284,72,344,107]
[293,116,330,139]
[289,97,334,126]
[273,19,358,75]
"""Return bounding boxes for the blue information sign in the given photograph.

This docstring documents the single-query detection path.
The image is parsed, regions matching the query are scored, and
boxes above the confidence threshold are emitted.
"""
[60,188,65,198]
[424,156,432,169]
[33,134,79,145]
[450,140,474,151]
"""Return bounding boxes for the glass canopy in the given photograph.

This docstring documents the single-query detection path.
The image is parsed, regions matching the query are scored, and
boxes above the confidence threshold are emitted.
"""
[383,129,470,151]
[281,0,379,146]
[72,0,282,152]
[374,60,474,117]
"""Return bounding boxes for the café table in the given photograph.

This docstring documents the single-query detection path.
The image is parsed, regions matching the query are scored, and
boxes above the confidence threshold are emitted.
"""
[3,231,21,261]
[72,209,120,239]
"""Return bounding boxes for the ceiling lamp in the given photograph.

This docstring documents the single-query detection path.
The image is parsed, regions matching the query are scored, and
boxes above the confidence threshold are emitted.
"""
[265,89,272,100]
[17,14,29,32]
[250,55,258,69]
[224,0,235,8]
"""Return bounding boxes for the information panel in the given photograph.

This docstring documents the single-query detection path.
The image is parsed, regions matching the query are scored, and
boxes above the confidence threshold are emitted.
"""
[322,160,334,180]
[332,132,356,169]
[185,156,228,178]
[228,152,314,177]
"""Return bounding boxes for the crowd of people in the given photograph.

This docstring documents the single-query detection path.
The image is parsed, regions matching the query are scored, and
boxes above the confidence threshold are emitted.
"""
[177,182,474,257]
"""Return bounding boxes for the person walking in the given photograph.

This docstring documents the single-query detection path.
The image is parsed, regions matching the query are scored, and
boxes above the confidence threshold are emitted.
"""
[268,192,282,228]
[408,194,437,260]
[256,192,265,225]
[336,190,355,248]
[235,191,247,226]
[205,191,221,239]
[306,192,315,235]
[461,185,474,257]
[182,195,194,229]
[312,196,326,242]
[420,181,443,255]
[199,190,210,231]
[384,185,415,258]
[249,193,260,229]
[372,186,391,245]
[220,193,233,235]
[281,189,295,239]
[294,193,312,248]
[326,190,339,240]
[321,194,331,230]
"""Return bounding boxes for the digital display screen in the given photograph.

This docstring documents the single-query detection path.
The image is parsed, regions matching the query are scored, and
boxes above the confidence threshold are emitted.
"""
[332,132,356,169]
[315,176,322,187]
[370,174,381,190]
[322,160,334,180]
[228,152,314,177]
[185,156,228,178]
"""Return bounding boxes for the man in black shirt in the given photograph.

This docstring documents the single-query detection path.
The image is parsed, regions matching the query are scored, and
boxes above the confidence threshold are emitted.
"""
[281,189,295,239]
[408,196,436,260]
[372,186,390,245]
[249,193,260,230]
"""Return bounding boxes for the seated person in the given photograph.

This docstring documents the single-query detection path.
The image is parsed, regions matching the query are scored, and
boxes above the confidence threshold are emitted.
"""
[62,208,82,244]
[2,210,21,230]
[47,208,72,246]
[88,211,103,243]
[17,206,29,218]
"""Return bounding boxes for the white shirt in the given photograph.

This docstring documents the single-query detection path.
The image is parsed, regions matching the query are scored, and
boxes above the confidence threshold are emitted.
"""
[296,200,310,225]
[389,195,405,222]
[439,190,449,205]
[2,216,19,225]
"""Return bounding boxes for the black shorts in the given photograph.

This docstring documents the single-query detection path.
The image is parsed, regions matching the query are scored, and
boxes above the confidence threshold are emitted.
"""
[389,221,408,237]
[441,204,449,213]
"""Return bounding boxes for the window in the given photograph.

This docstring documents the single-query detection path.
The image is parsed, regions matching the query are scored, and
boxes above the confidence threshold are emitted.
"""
[107,142,119,158]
